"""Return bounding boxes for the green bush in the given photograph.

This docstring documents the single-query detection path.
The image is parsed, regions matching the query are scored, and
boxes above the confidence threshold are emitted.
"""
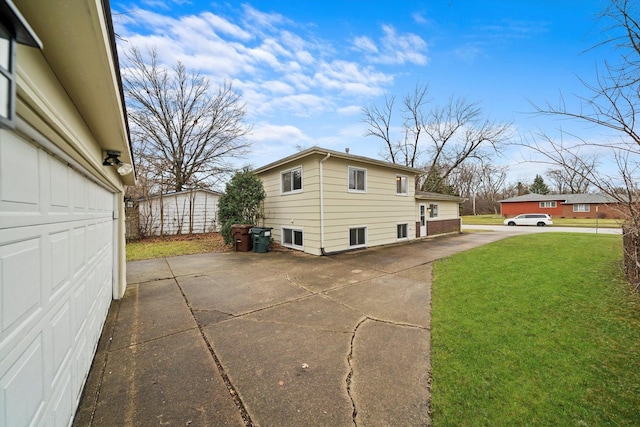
[218,168,266,244]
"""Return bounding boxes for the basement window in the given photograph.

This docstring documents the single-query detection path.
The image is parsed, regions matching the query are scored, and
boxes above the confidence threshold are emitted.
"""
[282,227,303,250]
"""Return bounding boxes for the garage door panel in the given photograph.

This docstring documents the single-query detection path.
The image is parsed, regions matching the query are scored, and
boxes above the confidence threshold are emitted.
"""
[1,238,42,335]
[50,301,72,386]
[1,132,116,426]
[49,230,70,298]
[0,132,39,208]
[0,333,45,426]
[49,156,70,210]
[53,374,72,427]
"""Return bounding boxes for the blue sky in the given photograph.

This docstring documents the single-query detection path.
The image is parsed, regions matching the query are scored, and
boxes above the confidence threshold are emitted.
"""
[112,0,616,184]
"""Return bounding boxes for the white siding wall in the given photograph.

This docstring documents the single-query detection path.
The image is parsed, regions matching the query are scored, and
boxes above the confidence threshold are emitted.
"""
[416,200,460,221]
[139,191,219,236]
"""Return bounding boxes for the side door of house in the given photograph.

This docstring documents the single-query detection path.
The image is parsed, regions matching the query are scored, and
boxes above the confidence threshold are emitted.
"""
[419,203,427,237]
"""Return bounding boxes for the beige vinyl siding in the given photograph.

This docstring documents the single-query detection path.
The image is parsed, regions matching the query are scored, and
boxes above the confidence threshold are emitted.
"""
[322,157,416,252]
[435,201,460,219]
[415,200,460,221]
[260,157,322,255]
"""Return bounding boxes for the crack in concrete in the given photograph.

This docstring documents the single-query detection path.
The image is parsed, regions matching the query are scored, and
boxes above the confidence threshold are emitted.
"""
[166,260,255,427]
[346,317,367,427]
[222,316,355,334]
[321,293,428,330]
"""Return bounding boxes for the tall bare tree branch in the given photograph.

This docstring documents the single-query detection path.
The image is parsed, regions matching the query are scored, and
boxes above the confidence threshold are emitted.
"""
[123,47,251,193]
[362,84,512,193]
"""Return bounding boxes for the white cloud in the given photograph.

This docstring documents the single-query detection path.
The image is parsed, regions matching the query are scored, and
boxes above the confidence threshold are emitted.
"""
[241,4,287,31]
[378,25,429,65]
[454,43,485,63]
[353,25,429,66]
[201,12,252,41]
[261,80,296,95]
[337,105,363,115]
[313,60,392,96]
[412,11,432,26]
[116,3,403,156]
[352,36,378,53]
[250,123,312,143]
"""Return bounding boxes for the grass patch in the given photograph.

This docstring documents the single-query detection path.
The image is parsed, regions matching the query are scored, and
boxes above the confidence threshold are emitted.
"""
[462,214,621,228]
[431,233,640,426]
[126,233,231,261]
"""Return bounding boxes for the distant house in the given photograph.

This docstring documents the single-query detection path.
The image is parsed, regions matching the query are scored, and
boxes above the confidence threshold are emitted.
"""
[499,193,622,219]
[0,2,133,426]
[254,147,464,255]
[133,189,221,237]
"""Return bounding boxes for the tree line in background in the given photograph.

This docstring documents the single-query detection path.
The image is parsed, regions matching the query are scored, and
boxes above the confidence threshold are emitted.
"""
[362,0,639,287]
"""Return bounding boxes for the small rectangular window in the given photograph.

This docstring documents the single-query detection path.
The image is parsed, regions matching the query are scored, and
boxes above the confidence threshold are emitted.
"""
[0,22,14,129]
[573,204,590,212]
[539,201,557,208]
[349,227,366,247]
[282,227,303,249]
[397,223,408,239]
[348,167,366,192]
[281,167,302,194]
[396,175,408,195]
[429,203,439,218]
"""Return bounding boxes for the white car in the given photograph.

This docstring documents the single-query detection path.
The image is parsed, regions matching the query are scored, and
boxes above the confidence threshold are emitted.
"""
[504,213,553,226]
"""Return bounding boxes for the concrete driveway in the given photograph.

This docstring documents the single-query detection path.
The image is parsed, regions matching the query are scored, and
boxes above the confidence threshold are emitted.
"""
[74,232,507,426]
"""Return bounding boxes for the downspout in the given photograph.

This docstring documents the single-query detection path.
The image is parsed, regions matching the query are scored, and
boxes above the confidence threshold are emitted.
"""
[320,152,330,255]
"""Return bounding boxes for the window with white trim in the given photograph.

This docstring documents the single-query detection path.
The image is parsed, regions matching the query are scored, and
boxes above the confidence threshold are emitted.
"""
[282,227,303,249]
[348,167,366,192]
[0,2,41,129]
[539,201,557,208]
[396,175,408,195]
[281,167,302,194]
[429,203,439,218]
[573,204,590,212]
[397,223,408,239]
[349,226,366,247]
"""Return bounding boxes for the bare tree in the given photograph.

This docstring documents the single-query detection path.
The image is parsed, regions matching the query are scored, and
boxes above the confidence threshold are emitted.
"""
[450,161,508,214]
[123,47,251,193]
[529,0,640,288]
[547,154,596,193]
[362,84,512,192]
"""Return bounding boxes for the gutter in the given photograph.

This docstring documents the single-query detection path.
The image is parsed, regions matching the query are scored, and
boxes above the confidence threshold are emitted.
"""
[319,152,330,255]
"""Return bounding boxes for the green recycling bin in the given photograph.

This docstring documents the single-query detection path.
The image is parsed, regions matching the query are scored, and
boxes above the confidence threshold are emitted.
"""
[250,227,273,253]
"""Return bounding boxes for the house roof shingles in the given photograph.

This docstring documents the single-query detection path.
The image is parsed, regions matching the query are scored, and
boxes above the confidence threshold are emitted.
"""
[499,193,618,204]
[253,146,425,175]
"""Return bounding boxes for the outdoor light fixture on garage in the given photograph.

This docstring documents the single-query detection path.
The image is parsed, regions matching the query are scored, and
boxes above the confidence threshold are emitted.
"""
[103,150,133,176]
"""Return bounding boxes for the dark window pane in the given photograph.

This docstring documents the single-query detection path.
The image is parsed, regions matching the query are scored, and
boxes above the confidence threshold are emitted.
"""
[293,169,302,190]
[283,228,292,244]
[294,230,303,246]
[282,172,292,192]
[0,23,10,71]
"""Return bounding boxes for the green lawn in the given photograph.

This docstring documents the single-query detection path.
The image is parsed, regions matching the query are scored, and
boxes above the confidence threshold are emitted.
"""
[431,233,640,426]
[126,233,230,261]
[462,214,621,228]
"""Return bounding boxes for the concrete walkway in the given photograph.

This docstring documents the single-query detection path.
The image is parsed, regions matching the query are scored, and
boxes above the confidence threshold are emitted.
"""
[74,232,507,426]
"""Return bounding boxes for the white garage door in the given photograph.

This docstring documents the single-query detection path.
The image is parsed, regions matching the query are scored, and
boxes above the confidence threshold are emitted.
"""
[0,130,115,426]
